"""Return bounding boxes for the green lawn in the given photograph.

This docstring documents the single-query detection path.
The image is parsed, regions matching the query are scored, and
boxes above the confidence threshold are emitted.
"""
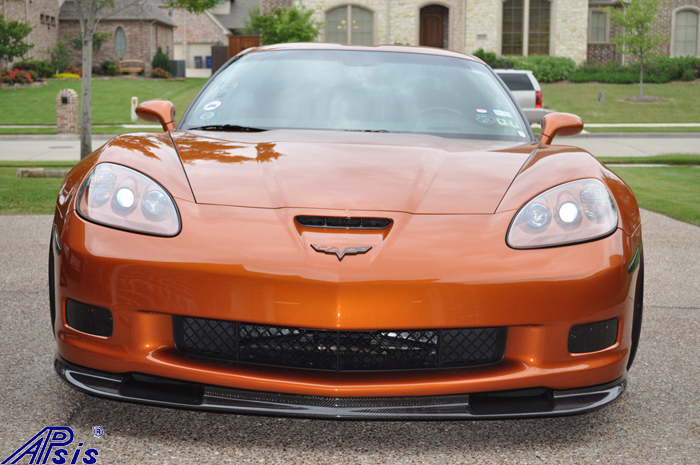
[0,78,207,125]
[586,126,700,133]
[0,167,66,215]
[541,82,700,124]
[608,166,700,227]
[599,154,700,165]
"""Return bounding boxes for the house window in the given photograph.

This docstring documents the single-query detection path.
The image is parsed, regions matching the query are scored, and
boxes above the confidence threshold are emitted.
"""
[502,0,524,55]
[326,6,373,45]
[115,27,127,58]
[502,0,550,56]
[589,11,607,43]
[674,10,699,57]
[528,0,550,55]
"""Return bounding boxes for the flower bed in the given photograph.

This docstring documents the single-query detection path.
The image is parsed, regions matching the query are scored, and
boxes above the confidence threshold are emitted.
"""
[1,69,34,85]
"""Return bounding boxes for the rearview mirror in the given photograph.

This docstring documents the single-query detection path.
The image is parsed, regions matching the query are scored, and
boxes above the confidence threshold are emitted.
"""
[538,112,583,145]
[135,99,176,132]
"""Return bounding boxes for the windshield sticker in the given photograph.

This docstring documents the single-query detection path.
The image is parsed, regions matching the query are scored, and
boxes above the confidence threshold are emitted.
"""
[203,101,222,111]
[199,111,217,120]
[220,82,239,91]
[493,109,514,119]
[497,117,519,128]
[518,131,527,137]
[476,114,495,124]
[475,109,488,114]
[215,93,226,99]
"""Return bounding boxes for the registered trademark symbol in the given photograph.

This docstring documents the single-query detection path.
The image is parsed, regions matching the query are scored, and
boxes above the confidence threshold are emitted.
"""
[93,426,104,438]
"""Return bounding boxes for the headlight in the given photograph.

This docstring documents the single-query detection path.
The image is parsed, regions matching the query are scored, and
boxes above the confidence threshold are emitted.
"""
[507,179,617,249]
[77,163,180,236]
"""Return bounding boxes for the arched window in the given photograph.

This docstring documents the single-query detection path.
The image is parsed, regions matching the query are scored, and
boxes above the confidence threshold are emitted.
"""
[674,10,698,57]
[115,27,127,58]
[326,6,373,45]
[501,0,550,56]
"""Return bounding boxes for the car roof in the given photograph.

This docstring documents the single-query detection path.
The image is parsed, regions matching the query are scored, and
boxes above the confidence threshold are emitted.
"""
[239,42,484,64]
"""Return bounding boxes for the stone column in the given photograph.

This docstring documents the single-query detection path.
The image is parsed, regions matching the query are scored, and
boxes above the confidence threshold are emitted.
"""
[56,89,79,134]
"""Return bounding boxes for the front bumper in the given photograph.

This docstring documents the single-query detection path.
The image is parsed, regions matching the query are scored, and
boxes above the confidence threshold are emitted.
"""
[55,356,626,420]
[53,202,640,400]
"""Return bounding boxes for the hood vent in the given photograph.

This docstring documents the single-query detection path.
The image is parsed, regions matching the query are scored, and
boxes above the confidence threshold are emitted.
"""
[295,216,393,230]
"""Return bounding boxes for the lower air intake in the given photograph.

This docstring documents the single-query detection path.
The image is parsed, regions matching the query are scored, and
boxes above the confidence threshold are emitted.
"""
[295,216,392,230]
[173,316,507,372]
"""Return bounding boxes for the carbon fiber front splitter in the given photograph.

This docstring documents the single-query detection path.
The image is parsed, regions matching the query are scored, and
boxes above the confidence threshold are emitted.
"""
[55,355,626,420]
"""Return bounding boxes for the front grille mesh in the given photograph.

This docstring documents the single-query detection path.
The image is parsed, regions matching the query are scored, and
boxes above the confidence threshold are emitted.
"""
[173,316,507,372]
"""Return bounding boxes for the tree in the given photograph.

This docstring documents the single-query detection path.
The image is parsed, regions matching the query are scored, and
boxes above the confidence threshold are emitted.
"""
[67,31,111,53]
[246,4,324,46]
[48,41,73,73]
[74,0,219,159]
[152,46,173,74]
[605,0,667,99]
[0,15,33,70]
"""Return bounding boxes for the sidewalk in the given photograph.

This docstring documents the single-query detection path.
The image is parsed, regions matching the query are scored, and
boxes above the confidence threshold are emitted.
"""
[1,131,699,161]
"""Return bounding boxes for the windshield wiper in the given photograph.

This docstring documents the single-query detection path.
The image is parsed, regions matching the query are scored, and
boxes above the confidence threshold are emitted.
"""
[344,129,393,133]
[188,124,267,132]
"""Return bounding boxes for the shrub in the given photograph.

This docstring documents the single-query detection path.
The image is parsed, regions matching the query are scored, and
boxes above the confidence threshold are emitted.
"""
[48,41,72,73]
[0,68,34,84]
[13,60,53,78]
[509,55,576,82]
[12,61,36,73]
[151,47,172,74]
[150,67,171,79]
[101,60,117,76]
[472,48,499,68]
[31,60,53,78]
[682,67,697,81]
[567,56,700,83]
[53,72,80,79]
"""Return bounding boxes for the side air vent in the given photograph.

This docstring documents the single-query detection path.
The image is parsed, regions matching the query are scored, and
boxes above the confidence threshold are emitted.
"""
[295,216,392,230]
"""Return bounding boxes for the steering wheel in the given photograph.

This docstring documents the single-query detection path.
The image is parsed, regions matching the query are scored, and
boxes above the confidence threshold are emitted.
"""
[412,106,474,132]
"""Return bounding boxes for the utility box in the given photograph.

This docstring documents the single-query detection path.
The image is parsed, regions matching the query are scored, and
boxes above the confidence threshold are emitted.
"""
[170,60,185,78]
[56,89,79,134]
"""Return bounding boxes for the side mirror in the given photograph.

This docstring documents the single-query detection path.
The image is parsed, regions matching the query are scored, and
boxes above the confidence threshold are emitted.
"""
[538,112,583,145]
[135,99,176,132]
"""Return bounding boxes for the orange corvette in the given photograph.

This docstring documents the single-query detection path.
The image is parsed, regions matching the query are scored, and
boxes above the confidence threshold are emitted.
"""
[51,44,643,420]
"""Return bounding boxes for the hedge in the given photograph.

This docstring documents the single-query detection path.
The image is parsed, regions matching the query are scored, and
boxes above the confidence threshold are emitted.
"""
[472,48,700,84]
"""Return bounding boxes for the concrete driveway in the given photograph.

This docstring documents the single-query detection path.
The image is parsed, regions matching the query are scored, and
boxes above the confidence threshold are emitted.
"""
[1,210,698,464]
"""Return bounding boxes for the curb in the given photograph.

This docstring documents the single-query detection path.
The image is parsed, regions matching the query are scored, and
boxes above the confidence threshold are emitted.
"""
[566,132,700,139]
[16,168,69,178]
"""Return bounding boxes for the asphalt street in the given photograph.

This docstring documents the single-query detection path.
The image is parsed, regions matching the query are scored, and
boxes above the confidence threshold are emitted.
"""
[1,132,700,161]
[0,210,698,464]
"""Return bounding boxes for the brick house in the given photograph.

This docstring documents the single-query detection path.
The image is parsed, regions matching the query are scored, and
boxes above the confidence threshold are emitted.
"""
[270,0,700,64]
[58,0,175,73]
[1,0,61,63]
[587,0,700,63]
[279,0,589,63]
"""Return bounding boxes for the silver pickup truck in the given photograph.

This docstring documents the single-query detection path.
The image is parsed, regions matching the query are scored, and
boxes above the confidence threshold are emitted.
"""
[494,69,545,125]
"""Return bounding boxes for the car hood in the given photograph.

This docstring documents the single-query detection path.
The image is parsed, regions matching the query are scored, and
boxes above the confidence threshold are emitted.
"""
[170,130,536,214]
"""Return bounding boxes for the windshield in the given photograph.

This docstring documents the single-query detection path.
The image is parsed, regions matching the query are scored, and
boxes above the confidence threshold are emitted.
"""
[182,50,531,142]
